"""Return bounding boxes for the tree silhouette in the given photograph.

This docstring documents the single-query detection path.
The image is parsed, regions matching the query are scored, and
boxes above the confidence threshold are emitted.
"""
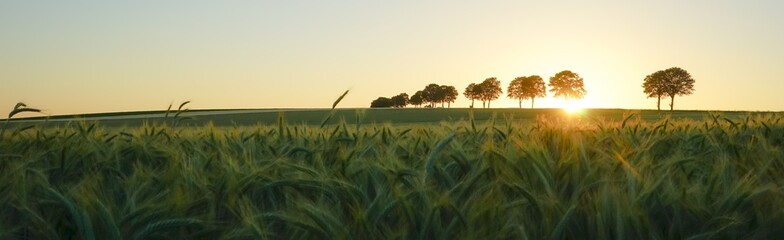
[479,77,502,108]
[548,70,586,103]
[642,70,667,110]
[441,85,458,108]
[370,97,393,108]
[661,67,695,111]
[508,75,546,109]
[463,83,482,108]
[422,84,443,108]
[410,91,425,108]
[390,93,409,108]
[417,84,458,108]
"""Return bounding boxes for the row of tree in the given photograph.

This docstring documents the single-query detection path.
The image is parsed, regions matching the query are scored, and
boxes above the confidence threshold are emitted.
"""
[463,78,502,108]
[503,70,587,109]
[371,68,694,110]
[414,84,459,108]
[371,70,586,109]
[372,84,459,108]
[369,93,410,108]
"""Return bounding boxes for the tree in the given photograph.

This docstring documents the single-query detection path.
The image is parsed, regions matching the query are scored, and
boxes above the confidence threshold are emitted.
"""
[410,91,425,108]
[642,70,667,110]
[422,84,443,108]
[508,75,546,109]
[463,83,482,108]
[548,70,586,102]
[479,77,502,108]
[441,85,458,108]
[661,67,695,111]
[370,97,393,108]
[390,93,409,108]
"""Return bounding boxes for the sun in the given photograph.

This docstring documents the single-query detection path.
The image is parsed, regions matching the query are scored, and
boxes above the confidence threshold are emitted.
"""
[563,104,583,114]
[564,104,583,114]
[558,99,588,114]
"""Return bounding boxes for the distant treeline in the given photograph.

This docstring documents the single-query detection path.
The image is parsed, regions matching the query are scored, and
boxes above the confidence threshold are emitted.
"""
[371,68,695,110]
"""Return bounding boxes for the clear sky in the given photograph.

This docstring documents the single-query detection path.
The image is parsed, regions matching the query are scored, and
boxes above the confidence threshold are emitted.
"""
[2,1,783,115]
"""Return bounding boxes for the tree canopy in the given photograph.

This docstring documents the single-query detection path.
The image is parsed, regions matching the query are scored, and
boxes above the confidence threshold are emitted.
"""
[548,70,586,101]
[370,97,393,108]
[441,85,458,108]
[462,78,502,108]
[479,78,502,108]
[643,70,667,110]
[660,67,695,111]
[508,75,546,109]
[410,91,425,108]
[420,84,458,108]
[390,93,409,108]
[370,93,409,108]
[422,84,442,108]
[463,83,482,108]
[643,67,695,111]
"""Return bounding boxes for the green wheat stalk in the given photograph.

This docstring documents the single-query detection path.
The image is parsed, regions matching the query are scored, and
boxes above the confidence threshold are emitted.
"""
[1,102,42,138]
[320,90,350,128]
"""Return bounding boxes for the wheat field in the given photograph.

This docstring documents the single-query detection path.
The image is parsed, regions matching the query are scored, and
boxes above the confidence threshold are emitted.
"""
[1,111,783,239]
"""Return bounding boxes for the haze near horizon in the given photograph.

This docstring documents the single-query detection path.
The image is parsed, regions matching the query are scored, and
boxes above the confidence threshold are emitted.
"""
[2,1,783,115]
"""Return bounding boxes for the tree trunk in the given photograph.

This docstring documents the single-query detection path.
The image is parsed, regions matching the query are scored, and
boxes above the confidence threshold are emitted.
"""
[483,101,486,108]
[531,97,535,109]
[670,95,675,111]
[471,99,475,108]
[518,99,522,108]
[448,102,451,108]
[488,100,491,108]
[656,96,661,111]
[441,101,444,108]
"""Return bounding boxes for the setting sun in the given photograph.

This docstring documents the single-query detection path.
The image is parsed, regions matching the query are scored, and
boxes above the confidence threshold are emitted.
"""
[564,104,584,114]
[553,98,589,114]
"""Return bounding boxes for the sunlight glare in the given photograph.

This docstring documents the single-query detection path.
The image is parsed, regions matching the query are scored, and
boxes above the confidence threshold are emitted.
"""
[558,99,588,114]
[564,104,583,114]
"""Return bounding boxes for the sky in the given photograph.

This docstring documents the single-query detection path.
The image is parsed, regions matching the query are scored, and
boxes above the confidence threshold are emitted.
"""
[2,1,783,116]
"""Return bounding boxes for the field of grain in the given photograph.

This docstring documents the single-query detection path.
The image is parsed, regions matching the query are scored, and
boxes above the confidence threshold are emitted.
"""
[2,110,783,239]
[6,107,767,128]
